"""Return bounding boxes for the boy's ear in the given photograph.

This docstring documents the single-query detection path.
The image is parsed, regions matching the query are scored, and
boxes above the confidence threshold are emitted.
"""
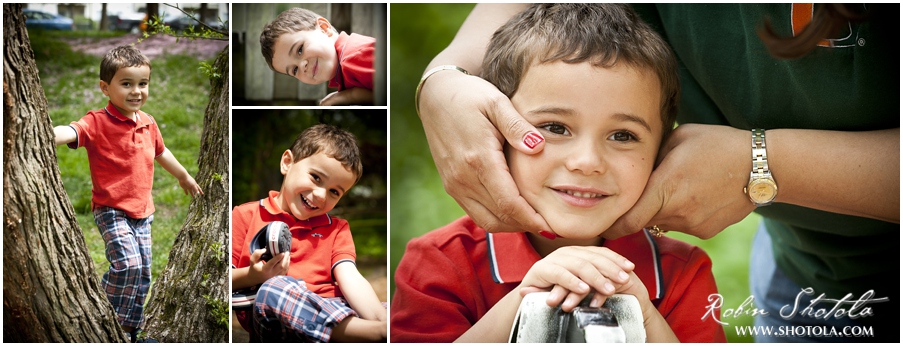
[98,80,109,96]
[317,17,333,36]
[280,150,294,175]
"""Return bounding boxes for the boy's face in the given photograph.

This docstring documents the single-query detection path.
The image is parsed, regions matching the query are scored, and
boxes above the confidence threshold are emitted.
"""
[277,150,356,221]
[507,61,663,239]
[270,17,338,85]
[99,65,150,118]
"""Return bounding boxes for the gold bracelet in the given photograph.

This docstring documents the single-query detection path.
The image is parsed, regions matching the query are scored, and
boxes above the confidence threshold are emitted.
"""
[414,65,470,117]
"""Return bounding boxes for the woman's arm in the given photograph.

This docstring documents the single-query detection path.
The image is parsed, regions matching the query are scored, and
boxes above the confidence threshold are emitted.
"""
[607,125,900,240]
[418,4,553,235]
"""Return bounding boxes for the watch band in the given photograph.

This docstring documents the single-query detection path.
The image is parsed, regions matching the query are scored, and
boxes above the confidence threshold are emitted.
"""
[751,129,769,176]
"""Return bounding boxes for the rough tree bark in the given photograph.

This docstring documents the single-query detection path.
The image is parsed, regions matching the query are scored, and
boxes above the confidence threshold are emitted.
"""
[142,47,230,343]
[2,4,128,342]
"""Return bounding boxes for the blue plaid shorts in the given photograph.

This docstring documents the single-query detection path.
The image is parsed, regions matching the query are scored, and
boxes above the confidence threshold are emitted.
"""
[93,206,152,328]
[252,276,361,342]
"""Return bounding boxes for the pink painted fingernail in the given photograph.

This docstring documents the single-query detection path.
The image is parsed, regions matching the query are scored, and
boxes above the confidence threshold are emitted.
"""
[523,132,544,149]
[539,230,556,240]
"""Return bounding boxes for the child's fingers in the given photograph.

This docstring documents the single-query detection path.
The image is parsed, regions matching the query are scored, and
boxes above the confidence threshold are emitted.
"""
[589,291,609,308]
[561,290,590,312]
[577,247,634,283]
[544,284,571,307]
[249,248,266,264]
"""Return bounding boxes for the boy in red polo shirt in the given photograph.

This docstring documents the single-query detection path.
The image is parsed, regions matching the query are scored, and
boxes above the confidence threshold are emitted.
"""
[53,45,202,342]
[260,7,375,106]
[231,124,386,342]
[391,4,726,342]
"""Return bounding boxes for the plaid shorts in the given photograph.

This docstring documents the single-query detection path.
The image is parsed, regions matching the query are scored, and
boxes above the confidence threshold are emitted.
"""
[252,276,358,342]
[93,206,153,328]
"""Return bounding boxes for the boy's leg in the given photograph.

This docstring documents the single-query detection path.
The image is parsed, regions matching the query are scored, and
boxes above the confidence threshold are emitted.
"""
[132,214,153,326]
[93,207,150,330]
[252,276,357,342]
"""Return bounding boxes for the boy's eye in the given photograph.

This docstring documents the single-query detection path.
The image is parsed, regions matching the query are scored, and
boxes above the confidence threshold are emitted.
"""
[310,173,321,182]
[330,189,340,197]
[539,123,570,135]
[297,45,303,55]
[292,66,298,76]
[609,131,637,142]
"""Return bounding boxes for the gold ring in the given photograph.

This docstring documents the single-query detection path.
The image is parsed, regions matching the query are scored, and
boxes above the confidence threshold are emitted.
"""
[649,225,668,238]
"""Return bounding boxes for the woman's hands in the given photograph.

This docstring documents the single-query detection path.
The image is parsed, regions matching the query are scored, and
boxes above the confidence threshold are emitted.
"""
[516,246,636,312]
[607,124,755,239]
[418,70,552,235]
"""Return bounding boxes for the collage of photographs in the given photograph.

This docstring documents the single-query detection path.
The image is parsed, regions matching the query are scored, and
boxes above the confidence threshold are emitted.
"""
[2,2,899,344]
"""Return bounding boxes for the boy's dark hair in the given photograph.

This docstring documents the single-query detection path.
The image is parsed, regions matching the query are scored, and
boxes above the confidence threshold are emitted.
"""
[290,124,363,183]
[260,8,333,71]
[100,45,151,84]
[482,4,679,138]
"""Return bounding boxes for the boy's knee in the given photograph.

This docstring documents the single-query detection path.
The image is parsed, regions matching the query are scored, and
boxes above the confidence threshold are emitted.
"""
[110,256,143,274]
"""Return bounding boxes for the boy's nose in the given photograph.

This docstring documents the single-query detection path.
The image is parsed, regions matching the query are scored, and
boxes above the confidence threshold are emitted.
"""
[565,139,607,175]
[312,188,327,203]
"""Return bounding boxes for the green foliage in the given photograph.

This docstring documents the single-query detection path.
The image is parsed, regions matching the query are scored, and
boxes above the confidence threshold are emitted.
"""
[34,33,208,283]
[202,294,229,327]
[198,61,221,79]
[212,172,223,182]
[208,242,226,267]
[142,10,226,43]
[389,4,756,342]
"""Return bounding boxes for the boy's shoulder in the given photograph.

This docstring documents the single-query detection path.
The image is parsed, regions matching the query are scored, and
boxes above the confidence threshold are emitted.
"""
[407,215,486,251]
[649,232,711,264]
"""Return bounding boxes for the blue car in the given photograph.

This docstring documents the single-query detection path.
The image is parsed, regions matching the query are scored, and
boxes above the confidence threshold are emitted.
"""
[23,9,74,31]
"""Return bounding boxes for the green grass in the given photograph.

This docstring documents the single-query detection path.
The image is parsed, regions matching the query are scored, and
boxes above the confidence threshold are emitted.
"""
[33,29,211,283]
[389,4,756,342]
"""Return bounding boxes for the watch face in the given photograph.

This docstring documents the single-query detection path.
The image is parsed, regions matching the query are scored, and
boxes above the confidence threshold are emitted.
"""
[749,178,777,203]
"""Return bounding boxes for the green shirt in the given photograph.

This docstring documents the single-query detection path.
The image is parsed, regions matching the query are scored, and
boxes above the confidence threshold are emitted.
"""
[634,4,899,299]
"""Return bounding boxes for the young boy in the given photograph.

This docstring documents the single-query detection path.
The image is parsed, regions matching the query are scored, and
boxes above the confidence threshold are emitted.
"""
[260,7,375,106]
[231,124,387,342]
[391,4,726,342]
[53,45,202,342]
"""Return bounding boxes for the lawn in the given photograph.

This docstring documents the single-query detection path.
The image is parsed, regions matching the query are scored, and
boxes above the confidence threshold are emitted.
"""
[389,4,756,342]
[31,29,212,284]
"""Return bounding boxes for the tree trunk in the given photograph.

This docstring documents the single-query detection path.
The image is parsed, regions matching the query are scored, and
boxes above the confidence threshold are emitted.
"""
[145,3,159,27]
[99,3,108,31]
[199,3,208,24]
[2,4,128,342]
[142,46,230,343]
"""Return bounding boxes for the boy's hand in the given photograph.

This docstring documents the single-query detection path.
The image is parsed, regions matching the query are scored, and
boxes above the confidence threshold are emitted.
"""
[179,176,203,197]
[518,246,635,312]
[248,249,290,284]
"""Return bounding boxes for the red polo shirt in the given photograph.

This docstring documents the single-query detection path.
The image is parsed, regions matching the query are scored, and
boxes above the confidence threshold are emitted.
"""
[68,102,165,219]
[328,32,375,91]
[391,216,726,343]
[231,191,357,298]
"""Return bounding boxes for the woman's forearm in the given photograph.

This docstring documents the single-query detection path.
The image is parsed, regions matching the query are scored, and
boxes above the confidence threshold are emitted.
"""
[768,128,899,223]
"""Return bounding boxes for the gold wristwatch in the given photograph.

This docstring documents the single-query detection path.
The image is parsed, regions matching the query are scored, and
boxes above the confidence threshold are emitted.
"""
[744,129,777,206]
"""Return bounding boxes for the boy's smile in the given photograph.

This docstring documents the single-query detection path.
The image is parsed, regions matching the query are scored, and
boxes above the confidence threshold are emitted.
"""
[271,17,339,85]
[507,61,663,240]
[100,65,150,119]
[276,150,355,221]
